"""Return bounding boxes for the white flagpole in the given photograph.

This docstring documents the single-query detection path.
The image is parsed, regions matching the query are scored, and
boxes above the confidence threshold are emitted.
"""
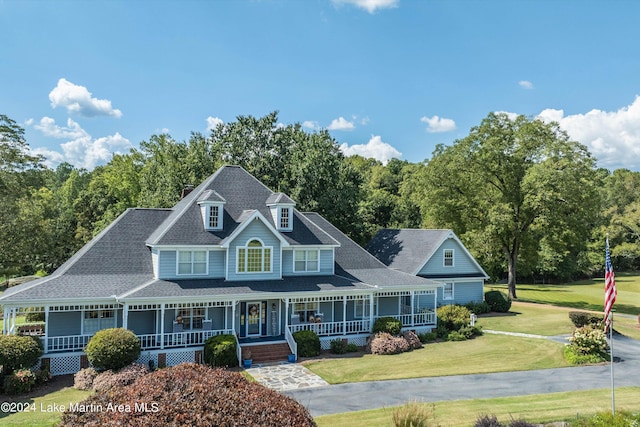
[609,311,615,415]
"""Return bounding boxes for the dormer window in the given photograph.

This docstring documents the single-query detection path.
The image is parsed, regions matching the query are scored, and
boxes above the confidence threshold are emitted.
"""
[280,207,290,229]
[197,190,226,231]
[208,205,219,228]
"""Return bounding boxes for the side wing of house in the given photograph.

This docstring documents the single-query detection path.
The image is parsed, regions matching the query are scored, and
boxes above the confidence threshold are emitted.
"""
[415,234,488,306]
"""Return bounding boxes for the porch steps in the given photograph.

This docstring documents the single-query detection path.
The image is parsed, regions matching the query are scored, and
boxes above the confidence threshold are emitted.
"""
[242,342,291,364]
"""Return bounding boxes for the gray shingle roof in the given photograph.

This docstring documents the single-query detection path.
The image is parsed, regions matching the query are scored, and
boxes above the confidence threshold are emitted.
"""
[146,165,336,246]
[366,229,452,274]
[265,192,295,205]
[0,208,171,303]
[196,189,226,203]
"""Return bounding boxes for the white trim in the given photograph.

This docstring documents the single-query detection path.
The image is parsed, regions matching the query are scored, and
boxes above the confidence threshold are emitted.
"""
[235,238,273,274]
[293,249,320,273]
[443,282,455,300]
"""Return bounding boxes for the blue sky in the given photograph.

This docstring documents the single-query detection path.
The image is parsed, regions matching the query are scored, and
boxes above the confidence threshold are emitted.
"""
[2,0,640,170]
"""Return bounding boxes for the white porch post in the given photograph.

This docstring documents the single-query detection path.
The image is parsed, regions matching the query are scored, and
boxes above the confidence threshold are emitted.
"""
[224,305,228,330]
[44,306,50,354]
[2,306,7,334]
[231,300,236,333]
[122,303,129,330]
[434,290,438,324]
[285,299,289,330]
[342,296,347,334]
[10,307,17,334]
[160,304,165,350]
[410,291,415,327]
[369,294,374,332]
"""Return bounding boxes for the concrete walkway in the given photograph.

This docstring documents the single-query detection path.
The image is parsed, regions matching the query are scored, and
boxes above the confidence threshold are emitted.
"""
[284,334,640,417]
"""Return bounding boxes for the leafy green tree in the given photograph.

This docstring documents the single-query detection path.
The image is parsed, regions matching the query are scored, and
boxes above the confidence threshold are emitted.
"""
[417,113,601,298]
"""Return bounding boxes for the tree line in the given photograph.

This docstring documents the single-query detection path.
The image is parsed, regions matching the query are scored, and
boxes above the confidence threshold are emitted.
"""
[1,112,638,298]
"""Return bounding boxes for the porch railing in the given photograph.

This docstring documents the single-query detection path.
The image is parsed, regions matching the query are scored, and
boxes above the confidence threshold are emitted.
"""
[375,312,436,327]
[285,326,297,360]
[289,319,371,336]
[45,329,234,353]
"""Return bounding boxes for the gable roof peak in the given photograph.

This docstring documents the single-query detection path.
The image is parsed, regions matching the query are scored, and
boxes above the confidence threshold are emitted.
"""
[266,192,296,206]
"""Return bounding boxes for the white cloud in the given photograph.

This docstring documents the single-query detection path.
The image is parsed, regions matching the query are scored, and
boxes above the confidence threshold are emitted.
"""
[31,117,132,169]
[332,0,399,13]
[328,116,355,131]
[206,116,224,131]
[420,115,456,133]
[519,80,534,90]
[35,117,89,139]
[339,135,401,164]
[302,120,320,130]
[49,78,122,118]
[537,96,640,170]
[494,111,520,121]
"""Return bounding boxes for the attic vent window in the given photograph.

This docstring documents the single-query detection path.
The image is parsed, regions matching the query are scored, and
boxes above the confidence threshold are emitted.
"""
[280,208,290,229]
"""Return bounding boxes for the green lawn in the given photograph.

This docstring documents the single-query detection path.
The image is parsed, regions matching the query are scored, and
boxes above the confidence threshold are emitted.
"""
[0,385,91,426]
[488,271,640,315]
[315,387,640,427]
[477,302,576,336]
[304,334,568,384]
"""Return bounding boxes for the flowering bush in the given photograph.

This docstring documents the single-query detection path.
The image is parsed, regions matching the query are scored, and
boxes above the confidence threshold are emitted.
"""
[369,332,410,355]
[3,368,36,394]
[60,363,316,427]
[92,363,149,392]
[74,367,98,390]
[565,325,609,365]
[401,330,423,350]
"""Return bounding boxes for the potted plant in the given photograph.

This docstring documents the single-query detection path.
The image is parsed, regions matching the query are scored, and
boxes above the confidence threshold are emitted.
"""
[242,349,252,368]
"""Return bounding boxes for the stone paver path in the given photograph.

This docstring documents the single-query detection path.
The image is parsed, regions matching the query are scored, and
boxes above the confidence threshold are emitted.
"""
[246,362,329,391]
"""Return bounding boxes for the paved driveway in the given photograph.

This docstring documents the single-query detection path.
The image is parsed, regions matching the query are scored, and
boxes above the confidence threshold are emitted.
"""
[284,334,640,417]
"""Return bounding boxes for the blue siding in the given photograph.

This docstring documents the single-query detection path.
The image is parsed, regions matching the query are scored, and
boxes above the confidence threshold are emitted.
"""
[437,281,484,306]
[282,249,333,276]
[129,311,155,335]
[226,219,282,281]
[418,238,483,277]
[157,249,225,279]
[48,312,81,336]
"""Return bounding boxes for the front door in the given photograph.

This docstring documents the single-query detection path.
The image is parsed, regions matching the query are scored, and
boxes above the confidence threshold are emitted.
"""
[246,302,262,337]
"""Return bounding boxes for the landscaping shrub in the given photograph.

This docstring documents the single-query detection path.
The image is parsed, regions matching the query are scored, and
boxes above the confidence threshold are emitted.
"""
[203,334,238,368]
[369,332,410,355]
[446,331,467,341]
[564,325,609,365]
[507,418,535,427]
[459,325,483,339]
[401,330,423,350]
[418,332,437,343]
[372,316,403,336]
[92,363,149,392]
[572,410,640,427]
[345,343,359,352]
[474,414,504,427]
[569,311,603,328]
[465,300,491,314]
[293,330,321,357]
[0,334,43,375]
[3,368,36,394]
[438,304,472,332]
[34,366,52,385]
[484,290,512,313]
[330,338,347,354]
[25,307,45,323]
[435,322,449,339]
[392,401,438,427]
[74,367,98,390]
[59,363,316,427]
[85,328,141,371]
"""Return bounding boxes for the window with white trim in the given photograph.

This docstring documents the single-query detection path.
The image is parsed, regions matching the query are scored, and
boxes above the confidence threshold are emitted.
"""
[177,250,207,275]
[237,239,272,273]
[443,282,454,300]
[208,205,219,228]
[84,309,115,334]
[280,207,290,229]
[177,307,205,329]
[294,250,319,272]
[443,249,454,267]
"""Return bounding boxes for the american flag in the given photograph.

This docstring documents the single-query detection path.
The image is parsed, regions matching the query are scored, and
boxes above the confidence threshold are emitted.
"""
[604,237,617,332]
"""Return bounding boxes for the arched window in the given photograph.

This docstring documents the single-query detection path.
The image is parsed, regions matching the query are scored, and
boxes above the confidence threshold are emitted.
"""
[237,239,272,273]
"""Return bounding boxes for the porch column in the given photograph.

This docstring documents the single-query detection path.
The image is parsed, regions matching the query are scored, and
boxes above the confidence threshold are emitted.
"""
[342,296,347,334]
[369,294,374,332]
[10,307,17,334]
[410,291,415,327]
[2,306,7,334]
[122,303,129,330]
[284,299,289,331]
[44,306,50,354]
[160,304,165,350]
[224,305,228,330]
[433,290,438,324]
[231,301,236,333]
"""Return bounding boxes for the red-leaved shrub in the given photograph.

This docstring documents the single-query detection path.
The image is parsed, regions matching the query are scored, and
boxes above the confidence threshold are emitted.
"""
[368,332,410,355]
[59,363,316,427]
[92,363,149,392]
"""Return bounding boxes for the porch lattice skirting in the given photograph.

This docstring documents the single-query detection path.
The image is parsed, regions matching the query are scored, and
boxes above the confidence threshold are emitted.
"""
[41,348,200,376]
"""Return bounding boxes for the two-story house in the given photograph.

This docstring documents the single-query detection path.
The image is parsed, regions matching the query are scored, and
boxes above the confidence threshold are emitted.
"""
[1,166,447,375]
